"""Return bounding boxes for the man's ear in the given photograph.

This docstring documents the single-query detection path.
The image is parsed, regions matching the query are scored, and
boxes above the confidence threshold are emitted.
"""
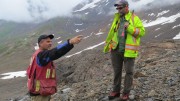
[39,40,44,47]
[38,43,41,47]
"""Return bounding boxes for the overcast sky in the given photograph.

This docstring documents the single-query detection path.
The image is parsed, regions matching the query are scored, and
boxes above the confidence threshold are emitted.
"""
[0,0,179,23]
[0,0,84,22]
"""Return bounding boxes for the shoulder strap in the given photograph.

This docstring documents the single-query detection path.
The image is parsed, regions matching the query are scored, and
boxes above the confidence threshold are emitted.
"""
[27,50,41,78]
[114,14,121,32]
[34,49,42,56]
[131,10,135,25]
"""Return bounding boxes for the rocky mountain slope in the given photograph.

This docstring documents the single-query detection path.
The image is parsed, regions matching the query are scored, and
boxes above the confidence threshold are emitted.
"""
[11,40,180,101]
[52,40,180,101]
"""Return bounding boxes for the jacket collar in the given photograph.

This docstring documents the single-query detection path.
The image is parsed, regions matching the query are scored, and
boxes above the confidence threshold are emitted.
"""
[115,11,132,21]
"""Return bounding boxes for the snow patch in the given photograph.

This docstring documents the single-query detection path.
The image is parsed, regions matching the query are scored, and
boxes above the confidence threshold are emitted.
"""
[83,36,91,39]
[95,32,104,35]
[65,42,105,58]
[55,37,61,40]
[57,41,63,44]
[75,23,83,26]
[83,33,93,39]
[85,12,89,15]
[75,29,84,33]
[155,33,162,38]
[32,33,36,35]
[105,2,109,6]
[142,20,148,24]
[98,12,102,15]
[144,13,180,27]
[0,71,26,80]
[74,0,101,12]
[148,13,155,16]
[34,43,39,50]
[155,28,161,31]
[173,32,180,40]
[172,24,180,29]
[157,10,170,17]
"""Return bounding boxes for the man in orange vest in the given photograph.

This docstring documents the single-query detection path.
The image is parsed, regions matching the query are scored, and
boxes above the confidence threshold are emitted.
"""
[27,34,82,101]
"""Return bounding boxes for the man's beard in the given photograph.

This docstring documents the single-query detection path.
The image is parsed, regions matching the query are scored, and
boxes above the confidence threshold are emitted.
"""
[119,11,125,17]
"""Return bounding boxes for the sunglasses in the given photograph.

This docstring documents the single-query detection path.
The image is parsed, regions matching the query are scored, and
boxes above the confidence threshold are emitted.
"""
[116,7,124,10]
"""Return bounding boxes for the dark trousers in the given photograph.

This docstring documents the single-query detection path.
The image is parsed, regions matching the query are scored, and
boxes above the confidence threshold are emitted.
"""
[111,49,135,93]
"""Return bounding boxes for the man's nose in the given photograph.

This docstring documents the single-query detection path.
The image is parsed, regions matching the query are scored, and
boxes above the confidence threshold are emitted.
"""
[49,42,52,46]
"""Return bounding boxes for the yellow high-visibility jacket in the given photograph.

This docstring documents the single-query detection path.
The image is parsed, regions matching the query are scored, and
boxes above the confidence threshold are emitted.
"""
[103,11,145,58]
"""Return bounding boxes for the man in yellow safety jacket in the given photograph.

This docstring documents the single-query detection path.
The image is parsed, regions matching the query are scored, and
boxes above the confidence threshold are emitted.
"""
[103,0,145,100]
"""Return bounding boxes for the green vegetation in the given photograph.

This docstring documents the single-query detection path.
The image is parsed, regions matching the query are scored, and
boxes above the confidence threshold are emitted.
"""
[0,17,71,56]
[57,30,68,35]
[35,17,69,36]
[0,23,16,38]
[0,44,7,53]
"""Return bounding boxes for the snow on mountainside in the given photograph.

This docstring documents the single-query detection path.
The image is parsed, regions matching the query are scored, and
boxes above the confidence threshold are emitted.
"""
[74,0,102,12]
[74,0,180,42]
[143,13,180,27]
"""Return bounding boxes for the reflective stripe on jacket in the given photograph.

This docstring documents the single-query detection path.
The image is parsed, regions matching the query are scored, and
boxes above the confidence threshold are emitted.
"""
[103,11,145,58]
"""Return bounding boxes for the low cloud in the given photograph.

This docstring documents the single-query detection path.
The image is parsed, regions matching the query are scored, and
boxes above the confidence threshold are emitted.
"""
[0,0,179,23]
[0,0,83,22]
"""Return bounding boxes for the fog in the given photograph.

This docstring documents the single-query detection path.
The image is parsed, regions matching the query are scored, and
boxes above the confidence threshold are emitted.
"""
[0,0,179,22]
[0,0,83,22]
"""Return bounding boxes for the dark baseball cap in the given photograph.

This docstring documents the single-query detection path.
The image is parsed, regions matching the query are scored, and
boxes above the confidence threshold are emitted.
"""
[38,34,54,43]
[114,0,129,7]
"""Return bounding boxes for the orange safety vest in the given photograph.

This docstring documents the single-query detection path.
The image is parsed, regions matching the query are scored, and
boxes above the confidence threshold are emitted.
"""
[27,49,57,96]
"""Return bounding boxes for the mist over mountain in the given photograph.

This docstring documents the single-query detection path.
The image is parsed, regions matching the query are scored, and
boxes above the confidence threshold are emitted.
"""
[0,0,83,22]
[0,0,179,23]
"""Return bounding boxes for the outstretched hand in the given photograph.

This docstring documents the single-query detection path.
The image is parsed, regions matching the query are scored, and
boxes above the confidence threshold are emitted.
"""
[124,22,129,28]
[69,35,83,44]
